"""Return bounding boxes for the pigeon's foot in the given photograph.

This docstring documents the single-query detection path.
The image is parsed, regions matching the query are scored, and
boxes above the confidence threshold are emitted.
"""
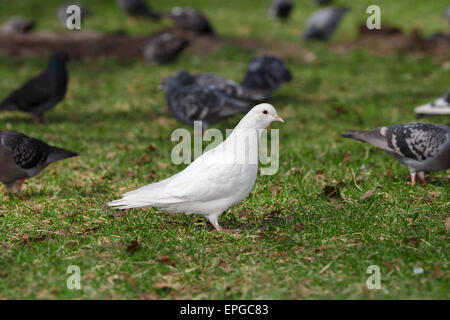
[417,172,427,185]
[9,178,26,193]
[410,172,416,185]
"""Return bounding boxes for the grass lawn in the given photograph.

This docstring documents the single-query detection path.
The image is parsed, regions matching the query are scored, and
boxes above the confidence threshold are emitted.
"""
[0,0,449,299]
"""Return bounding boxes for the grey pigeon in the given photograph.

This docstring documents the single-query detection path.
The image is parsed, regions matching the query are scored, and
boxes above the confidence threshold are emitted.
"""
[241,55,292,93]
[57,2,90,27]
[415,91,450,116]
[116,0,160,20]
[169,7,214,35]
[143,32,189,64]
[302,7,349,40]
[341,123,450,185]
[0,131,78,193]
[0,51,69,122]
[173,70,272,103]
[314,0,333,6]
[1,16,36,34]
[161,71,251,130]
[268,0,294,21]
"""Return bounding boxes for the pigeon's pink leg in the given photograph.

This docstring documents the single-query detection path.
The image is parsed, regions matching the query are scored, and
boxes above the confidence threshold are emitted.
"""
[14,178,26,193]
[417,172,427,185]
[410,172,416,185]
[215,225,222,232]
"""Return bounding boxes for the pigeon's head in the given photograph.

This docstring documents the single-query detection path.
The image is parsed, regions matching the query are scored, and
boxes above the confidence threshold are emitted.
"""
[160,70,193,91]
[240,103,284,129]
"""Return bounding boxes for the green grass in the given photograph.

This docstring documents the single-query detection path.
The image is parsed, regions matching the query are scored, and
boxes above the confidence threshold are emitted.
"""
[0,0,449,299]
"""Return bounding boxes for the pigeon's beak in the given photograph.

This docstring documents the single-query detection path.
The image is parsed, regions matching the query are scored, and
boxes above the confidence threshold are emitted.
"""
[273,115,284,123]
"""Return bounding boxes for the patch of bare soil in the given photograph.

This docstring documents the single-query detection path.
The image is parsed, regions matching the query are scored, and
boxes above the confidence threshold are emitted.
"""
[333,24,450,62]
[0,25,448,62]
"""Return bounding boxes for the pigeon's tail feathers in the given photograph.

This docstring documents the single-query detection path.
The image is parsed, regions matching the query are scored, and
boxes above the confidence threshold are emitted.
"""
[341,130,370,143]
[341,129,390,151]
[47,146,78,164]
[108,179,184,210]
[106,198,154,210]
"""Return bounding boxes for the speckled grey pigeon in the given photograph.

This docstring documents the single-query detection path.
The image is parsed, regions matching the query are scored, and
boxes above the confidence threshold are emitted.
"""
[57,2,90,27]
[169,7,214,35]
[161,72,251,130]
[0,131,78,193]
[143,32,189,64]
[173,70,271,103]
[341,123,450,185]
[1,16,36,34]
[415,91,450,116]
[268,0,294,21]
[302,7,349,40]
[0,51,69,122]
[116,0,160,20]
[241,55,292,93]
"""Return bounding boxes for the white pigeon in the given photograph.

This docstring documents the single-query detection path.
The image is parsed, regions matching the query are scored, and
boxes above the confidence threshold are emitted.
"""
[414,92,450,116]
[108,103,284,232]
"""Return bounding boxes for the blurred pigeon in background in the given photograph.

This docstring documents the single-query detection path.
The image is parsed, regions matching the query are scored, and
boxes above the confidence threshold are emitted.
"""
[57,2,90,27]
[341,123,450,185]
[415,92,450,116]
[313,0,333,6]
[108,103,284,232]
[116,0,160,20]
[0,51,70,122]
[161,71,252,130]
[143,33,189,64]
[268,0,294,22]
[1,17,35,34]
[169,7,215,35]
[241,55,292,93]
[172,70,272,102]
[0,131,78,193]
[302,7,349,40]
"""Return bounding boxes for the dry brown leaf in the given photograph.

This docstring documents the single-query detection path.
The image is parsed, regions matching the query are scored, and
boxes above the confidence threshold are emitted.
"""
[157,255,175,267]
[125,240,141,253]
[445,217,450,232]
[360,187,377,200]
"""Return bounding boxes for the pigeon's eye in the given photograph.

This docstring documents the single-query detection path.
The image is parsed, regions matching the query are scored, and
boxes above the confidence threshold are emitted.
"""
[263,110,268,114]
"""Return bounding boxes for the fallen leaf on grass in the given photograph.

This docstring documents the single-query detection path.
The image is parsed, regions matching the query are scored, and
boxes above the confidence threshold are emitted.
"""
[432,262,445,278]
[360,187,377,200]
[293,224,305,232]
[111,209,128,218]
[157,255,175,267]
[445,217,450,232]
[126,240,141,253]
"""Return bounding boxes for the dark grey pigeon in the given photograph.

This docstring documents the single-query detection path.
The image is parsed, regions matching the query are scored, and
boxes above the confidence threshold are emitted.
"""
[341,123,450,185]
[116,0,160,20]
[172,70,271,103]
[161,72,251,130]
[302,7,349,40]
[268,0,294,21]
[57,2,90,27]
[314,0,333,6]
[169,7,214,35]
[241,55,292,93]
[0,131,78,193]
[143,33,189,64]
[0,51,69,122]
[1,16,36,34]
